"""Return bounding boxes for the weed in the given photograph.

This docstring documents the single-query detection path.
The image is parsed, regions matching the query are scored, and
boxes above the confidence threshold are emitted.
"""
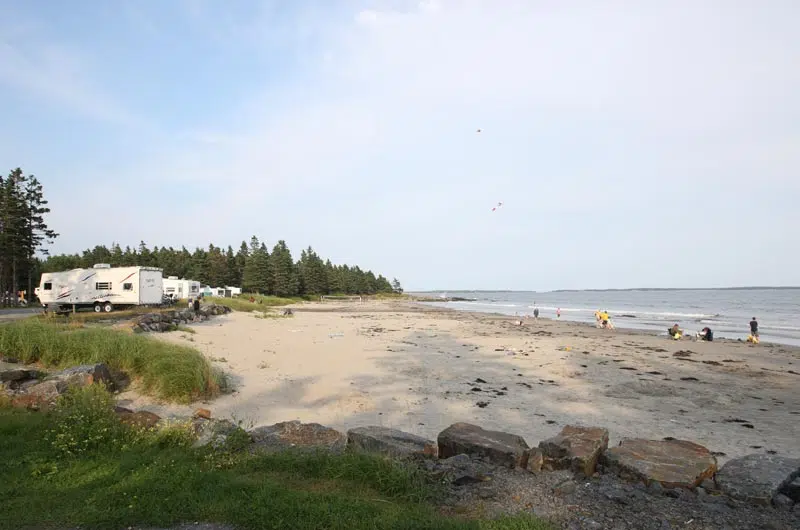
[47,385,127,458]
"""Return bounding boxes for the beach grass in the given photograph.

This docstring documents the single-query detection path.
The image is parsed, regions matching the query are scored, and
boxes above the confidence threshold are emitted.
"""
[207,294,301,312]
[0,319,219,402]
[0,393,552,530]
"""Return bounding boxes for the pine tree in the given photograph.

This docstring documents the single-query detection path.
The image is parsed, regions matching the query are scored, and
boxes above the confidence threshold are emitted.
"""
[242,237,270,294]
[391,278,403,293]
[270,240,298,297]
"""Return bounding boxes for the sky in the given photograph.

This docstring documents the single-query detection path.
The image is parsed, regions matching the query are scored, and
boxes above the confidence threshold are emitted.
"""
[1,0,798,291]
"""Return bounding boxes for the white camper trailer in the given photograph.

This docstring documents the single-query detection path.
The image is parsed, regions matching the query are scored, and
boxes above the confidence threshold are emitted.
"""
[35,264,164,313]
[201,285,242,298]
[162,277,201,300]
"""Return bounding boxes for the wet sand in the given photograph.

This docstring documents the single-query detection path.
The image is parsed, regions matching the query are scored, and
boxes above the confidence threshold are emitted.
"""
[121,301,800,463]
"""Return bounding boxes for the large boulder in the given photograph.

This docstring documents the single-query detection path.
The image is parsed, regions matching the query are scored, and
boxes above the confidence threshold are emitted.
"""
[602,438,716,489]
[50,363,115,390]
[347,426,437,459]
[716,454,800,506]
[249,420,347,454]
[12,380,67,409]
[539,425,609,476]
[437,422,529,469]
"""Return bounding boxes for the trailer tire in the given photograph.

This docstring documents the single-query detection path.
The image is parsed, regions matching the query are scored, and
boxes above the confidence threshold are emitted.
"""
[94,303,102,313]
[103,302,113,313]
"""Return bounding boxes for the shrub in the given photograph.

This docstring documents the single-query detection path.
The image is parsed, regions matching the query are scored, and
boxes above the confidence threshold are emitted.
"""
[47,385,127,458]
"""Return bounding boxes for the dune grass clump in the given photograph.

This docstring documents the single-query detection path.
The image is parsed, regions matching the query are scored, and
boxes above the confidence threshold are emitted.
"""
[0,319,219,402]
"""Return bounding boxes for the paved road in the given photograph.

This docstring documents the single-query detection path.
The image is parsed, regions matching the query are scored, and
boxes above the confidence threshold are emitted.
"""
[0,307,41,322]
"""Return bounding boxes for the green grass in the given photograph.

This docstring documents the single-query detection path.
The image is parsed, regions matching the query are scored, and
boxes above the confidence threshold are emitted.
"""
[0,319,220,403]
[207,294,301,312]
[0,396,552,530]
[37,305,173,323]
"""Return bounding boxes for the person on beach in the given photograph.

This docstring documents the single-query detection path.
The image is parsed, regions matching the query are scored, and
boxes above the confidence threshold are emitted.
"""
[750,317,759,337]
[697,327,713,341]
[600,310,613,329]
[669,323,682,339]
[533,307,539,319]
[557,308,561,318]
[747,317,760,344]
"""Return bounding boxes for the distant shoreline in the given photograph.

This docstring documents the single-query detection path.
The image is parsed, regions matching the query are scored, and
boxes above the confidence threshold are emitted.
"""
[410,286,800,294]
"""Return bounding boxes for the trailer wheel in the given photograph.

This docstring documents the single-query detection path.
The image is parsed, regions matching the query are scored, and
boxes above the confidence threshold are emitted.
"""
[103,302,113,313]
[94,303,102,313]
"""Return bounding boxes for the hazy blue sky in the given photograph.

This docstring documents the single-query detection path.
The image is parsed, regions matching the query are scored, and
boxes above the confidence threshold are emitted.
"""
[1,1,798,291]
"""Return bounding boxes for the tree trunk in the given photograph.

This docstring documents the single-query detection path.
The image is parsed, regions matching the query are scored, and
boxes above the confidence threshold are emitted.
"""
[11,256,18,307]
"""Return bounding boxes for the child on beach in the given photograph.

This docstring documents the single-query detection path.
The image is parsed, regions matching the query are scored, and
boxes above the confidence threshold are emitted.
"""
[557,308,561,318]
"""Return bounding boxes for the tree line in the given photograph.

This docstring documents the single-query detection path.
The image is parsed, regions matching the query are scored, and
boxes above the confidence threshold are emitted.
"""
[0,168,58,305]
[1,167,403,306]
[41,238,402,297]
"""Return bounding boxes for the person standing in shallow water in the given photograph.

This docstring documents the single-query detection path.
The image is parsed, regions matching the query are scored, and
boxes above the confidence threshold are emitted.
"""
[533,307,539,319]
[556,308,561,318]
[750,317,759,337]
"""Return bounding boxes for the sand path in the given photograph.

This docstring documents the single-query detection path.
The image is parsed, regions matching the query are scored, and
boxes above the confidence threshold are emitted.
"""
[120,303,800,463]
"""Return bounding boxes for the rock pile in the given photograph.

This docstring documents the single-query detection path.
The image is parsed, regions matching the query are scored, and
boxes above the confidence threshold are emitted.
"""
[1,362,115,410]
[133,304,231,332]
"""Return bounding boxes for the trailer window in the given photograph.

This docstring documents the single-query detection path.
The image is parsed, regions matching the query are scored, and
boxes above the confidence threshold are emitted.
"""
[96,282,112,290]
[43,282,52,291]
[123,283,133,291]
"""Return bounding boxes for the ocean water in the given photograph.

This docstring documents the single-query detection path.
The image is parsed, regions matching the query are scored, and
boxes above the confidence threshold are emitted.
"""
[418,289,800,346]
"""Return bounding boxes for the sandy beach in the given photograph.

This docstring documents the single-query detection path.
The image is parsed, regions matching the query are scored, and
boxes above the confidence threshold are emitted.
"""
[121,301,800,463]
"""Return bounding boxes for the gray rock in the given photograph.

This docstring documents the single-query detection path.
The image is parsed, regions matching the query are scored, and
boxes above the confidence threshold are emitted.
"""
[0,368,39,382]
[526,447,544,472]
[249,420,346,453]
[50,363,115,390]
[554,478,578,495]
[192,418,243,449]
[429,454,492,486]
[716,453,800,505]
[346,426,437,459]
[437,422,529,469]
[783,476,800,502]
[773,493,794,511]
[700,478,718,491]
[539,425,609,476]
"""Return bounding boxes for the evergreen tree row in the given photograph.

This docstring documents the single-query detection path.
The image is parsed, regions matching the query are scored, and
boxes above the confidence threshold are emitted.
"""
[39,237,402,297]
[0,168,58,304]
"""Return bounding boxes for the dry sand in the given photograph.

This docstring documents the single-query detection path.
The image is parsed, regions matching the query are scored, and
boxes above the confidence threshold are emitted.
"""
[120,301,800,463]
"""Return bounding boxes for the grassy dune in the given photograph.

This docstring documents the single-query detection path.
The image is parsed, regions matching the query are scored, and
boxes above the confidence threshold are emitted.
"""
[0,319,220,402]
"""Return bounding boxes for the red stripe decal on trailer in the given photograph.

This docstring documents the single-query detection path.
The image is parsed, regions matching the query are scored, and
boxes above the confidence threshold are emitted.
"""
[120,272,135,283]
[80,272,97,282]
[57,290,73,300]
